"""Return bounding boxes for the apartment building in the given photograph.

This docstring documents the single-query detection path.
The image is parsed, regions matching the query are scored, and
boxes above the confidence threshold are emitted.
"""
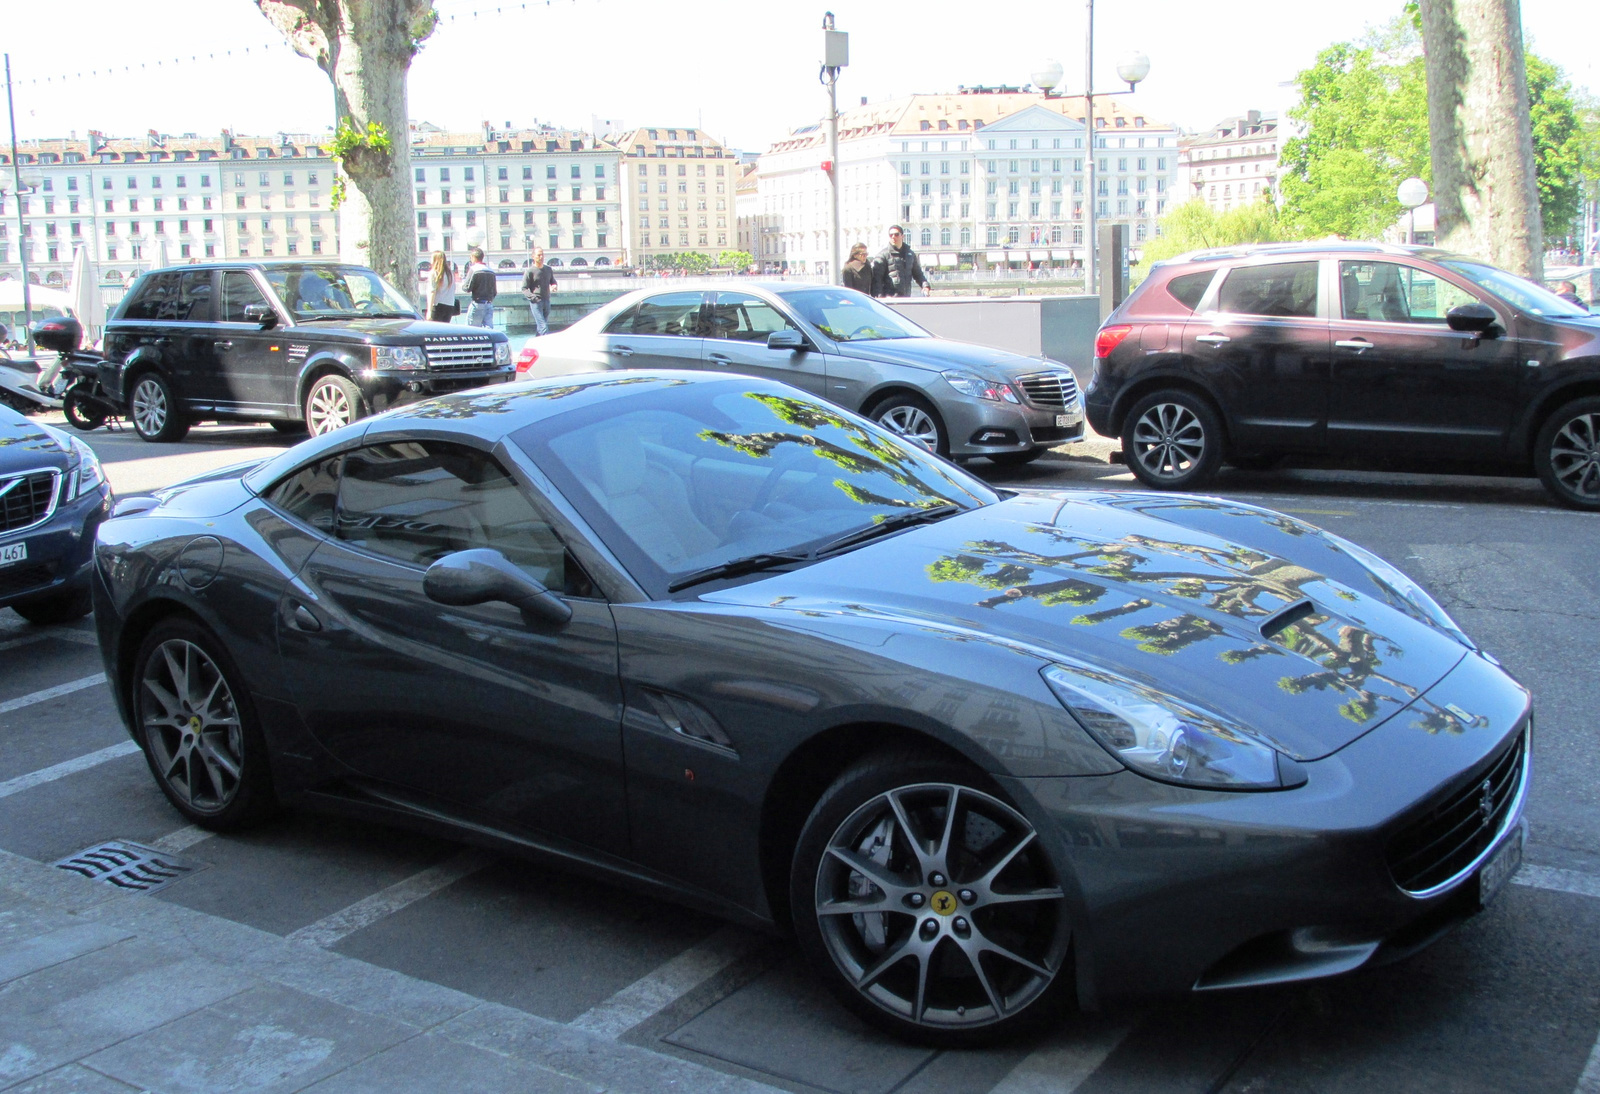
[610,125,741,266]
[753,89,1179,277]
[1177,111,1280,212]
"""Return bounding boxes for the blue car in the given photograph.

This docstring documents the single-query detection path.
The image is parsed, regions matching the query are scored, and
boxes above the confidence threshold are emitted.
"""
[0,405,112,623]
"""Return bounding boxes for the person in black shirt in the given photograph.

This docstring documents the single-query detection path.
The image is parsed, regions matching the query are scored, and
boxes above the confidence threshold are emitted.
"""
[521,248,558,335]
[463,247,497,327]
[841,243,872,294]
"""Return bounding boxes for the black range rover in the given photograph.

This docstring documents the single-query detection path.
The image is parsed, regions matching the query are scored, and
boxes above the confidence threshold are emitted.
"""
[103,262,513,441]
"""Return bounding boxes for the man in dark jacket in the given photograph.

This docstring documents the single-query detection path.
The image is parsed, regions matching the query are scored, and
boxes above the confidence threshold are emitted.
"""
[871,226,930,297]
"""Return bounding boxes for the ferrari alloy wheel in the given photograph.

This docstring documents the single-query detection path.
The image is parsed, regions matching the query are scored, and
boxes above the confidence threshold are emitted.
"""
[793,754,1070,1045]
[1122,389,1223,490]
[133,620,276,829]
[1535,397,1600,511]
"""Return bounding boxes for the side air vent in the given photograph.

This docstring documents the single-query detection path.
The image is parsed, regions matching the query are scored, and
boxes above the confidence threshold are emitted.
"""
[1259,599,1317,640]
[642,689,737,755]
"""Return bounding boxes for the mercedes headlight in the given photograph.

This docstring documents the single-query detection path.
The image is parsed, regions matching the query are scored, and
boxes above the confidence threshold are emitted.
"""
[371,345,426,371]
[1324,533,1472,649]
[1042,664,1301,790]
[942,371,1019,403]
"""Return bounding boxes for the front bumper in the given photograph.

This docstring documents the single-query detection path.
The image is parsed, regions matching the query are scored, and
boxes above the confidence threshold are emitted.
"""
[0,481,113,610]
[944,399,1087,457]
[1002,649,1531,1005]
[358,366,516,413]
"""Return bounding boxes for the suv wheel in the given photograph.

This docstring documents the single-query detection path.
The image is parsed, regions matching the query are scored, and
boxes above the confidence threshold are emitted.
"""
[129,372,190,443]
[1121,389,1223,490]
[1534,396,1600,510]
[305,374,363,437]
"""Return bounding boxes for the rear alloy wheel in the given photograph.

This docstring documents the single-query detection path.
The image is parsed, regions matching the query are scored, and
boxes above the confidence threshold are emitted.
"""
[304,374,363,437]
[792,753,1070,1045]
[1535,397,1600,511]
[872,394,948,457]
[1121,389,1223,490]
[133,620,276,829]
[129,372,190,443]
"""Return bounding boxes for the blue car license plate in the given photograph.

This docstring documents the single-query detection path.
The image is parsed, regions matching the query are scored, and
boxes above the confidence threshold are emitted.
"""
[0,541,27,567]
[1477,825,1523,910]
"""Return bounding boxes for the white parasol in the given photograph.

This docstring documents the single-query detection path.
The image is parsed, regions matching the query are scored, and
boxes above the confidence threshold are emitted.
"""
[69,245,104,347]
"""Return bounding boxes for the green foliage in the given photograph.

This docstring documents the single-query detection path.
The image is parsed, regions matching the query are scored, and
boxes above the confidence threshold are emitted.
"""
[408,5,439,52]
[1279,28,1430,240]
[327,118,395,204]
[329,176,346,210]
[1526,54,1584,238]
[716,250,754,271]
[1138,200,1283,273]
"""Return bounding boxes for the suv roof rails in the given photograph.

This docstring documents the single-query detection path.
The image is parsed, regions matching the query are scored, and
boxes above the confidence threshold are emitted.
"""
[1156,241,1452,265]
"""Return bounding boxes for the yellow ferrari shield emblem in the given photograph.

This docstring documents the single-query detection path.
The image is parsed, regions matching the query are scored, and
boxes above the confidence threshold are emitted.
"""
[931,890,957,916]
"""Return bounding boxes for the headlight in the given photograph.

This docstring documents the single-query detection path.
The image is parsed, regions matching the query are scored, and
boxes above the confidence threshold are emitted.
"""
[1042,664,1299,790]
[495,341,512,365]
[66,436,105,499]
[371,345,426,371]
[1324,533,1472,648]
[942,370,1019,403]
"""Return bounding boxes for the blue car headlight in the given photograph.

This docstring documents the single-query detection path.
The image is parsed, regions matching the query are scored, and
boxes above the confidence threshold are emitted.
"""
[40,425,106,500]
[1042,664,1299,790]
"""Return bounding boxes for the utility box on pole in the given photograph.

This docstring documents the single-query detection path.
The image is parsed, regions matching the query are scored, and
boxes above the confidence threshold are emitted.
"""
[823,29,849,68]
[1098,223,1129,320]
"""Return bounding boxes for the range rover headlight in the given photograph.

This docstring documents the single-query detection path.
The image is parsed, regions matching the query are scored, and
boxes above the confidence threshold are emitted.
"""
[942,370,1019,403]
[371,345,426,371]
[1042,664,1298,790]
[495,340,512,365]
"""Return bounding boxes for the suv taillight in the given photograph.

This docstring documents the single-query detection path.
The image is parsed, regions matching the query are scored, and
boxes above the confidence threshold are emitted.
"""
[1094,325,1133,359]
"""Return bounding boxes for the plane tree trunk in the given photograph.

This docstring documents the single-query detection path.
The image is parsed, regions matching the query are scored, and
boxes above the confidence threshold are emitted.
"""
[256,0,436,294]
[1417,0,1543,278]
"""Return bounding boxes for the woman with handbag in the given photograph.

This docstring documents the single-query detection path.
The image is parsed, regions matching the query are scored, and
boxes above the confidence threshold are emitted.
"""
[424,251,458,322]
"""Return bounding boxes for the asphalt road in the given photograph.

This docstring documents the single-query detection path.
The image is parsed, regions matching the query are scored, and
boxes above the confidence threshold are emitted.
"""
[1,415,1597,1093]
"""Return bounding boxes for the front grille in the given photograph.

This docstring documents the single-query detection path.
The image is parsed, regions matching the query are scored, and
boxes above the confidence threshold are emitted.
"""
[1385,728,1526,894]
[0,563,56,598]
[0,470,59,534]
[1016,370,1080,410]
[423,336,497,371]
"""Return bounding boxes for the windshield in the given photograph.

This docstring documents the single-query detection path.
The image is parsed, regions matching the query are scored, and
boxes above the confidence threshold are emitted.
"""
[263,265,418,320]
[1441,261,1590,318]
[514,379,995,596]
[782,289,931,342]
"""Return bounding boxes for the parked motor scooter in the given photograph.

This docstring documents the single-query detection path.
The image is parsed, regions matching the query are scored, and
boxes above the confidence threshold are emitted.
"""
[0,323,63,416]
[29,316,120,431]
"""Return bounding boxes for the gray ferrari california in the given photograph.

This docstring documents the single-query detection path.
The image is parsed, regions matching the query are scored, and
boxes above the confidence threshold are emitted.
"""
[93,370,1529,1045]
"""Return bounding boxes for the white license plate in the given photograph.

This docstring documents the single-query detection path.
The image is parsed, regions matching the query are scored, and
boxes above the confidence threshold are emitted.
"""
[0,542,26,567]
[1054,413,1079,428]
[1477,825,1523,909]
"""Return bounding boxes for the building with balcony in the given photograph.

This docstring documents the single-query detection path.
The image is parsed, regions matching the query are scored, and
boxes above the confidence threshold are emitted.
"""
[1177,110,1280,213]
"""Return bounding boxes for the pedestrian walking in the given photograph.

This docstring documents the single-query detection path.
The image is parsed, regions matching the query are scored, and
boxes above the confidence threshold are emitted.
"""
[423,251,458,322]
[871,226,929,297]
[463,248,497,328]
[841,243,872,294]
[521,247,558,336]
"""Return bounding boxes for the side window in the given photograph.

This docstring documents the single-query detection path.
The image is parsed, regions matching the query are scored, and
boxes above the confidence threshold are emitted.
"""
[336,441,589,595]
[220,271,271,323]
[1217,261,1320,319]
[627,292,707,336]
[171,270,214,322]
[601,304,638,334]
[708,292,796,341]
[1164,271,1215,313]
[1340,261,1481,323]
[265,454,342,533]
[120,272,181,321]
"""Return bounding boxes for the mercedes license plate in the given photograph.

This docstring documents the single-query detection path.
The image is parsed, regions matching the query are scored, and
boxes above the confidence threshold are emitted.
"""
[0,542,26,567]
[1477,825,1523,910]
[1054,413,1075,428]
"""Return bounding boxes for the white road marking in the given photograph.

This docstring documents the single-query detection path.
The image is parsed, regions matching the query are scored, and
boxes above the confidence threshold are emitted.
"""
[1516,865,1600,900]
[285,847,494,948]
[568,924,768,1039]
[1578,1035,1600,1094]
[989,1019,1136,1093]
[149,824,215,855]
[0,673,108,715]
[0,740,141,801]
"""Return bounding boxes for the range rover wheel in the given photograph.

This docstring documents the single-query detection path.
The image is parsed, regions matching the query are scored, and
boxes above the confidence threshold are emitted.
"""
[1534,396,1600,511]
[791,751,1071,1046]
[304,374,363,437]
[129,372,190,443]
[1121,389,1223,490]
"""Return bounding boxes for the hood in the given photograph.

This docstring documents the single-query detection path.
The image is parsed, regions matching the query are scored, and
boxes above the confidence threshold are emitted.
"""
[284,317,504,343]
[833,337,1058,381]
[0,411,72,473]
[703,491,1470,761]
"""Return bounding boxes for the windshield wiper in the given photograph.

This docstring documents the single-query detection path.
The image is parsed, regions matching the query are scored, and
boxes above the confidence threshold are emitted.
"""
[814,503,964,556]
[667,550,817,593]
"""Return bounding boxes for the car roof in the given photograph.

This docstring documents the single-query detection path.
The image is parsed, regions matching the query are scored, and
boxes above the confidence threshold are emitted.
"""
[135,260,374,275]
[1156,241,1466,266]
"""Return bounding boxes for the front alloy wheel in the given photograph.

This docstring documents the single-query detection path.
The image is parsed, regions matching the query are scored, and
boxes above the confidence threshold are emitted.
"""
[794,758,1069,1044]
[1122,390,1223,490]
[305,374,362,437]
[872,394,948,456]
[1536,397,1600,510]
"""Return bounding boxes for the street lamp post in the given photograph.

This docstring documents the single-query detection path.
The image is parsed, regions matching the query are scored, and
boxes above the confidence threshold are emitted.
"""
[4,53,39,355]
[820,13,848,284]
[1397,177,1429,245]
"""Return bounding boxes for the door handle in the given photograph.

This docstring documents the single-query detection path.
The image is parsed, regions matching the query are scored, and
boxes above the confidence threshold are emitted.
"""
[1334,339,1374,352]
[612,346,635,358]
[213,341,233,351]
[707,352,733,363]
[1195,333,1231,346]
[289,604,322,632]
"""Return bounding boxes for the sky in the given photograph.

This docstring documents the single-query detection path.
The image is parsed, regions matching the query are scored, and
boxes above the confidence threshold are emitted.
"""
[4,0,1597,153]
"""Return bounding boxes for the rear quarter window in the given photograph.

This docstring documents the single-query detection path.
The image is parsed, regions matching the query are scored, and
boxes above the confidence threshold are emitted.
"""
[1165,271,1216,313]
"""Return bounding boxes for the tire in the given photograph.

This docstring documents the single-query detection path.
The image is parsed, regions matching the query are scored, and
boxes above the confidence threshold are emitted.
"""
[62,388,107,431]
[870,393,948,457]
[131,618,278,830]
[789,750,1072,1046]
[270,419,307,436]
[128,371,190,443]
[12,585,92,625]
[1534,396,1600,511]
[1120,389,1224,491]
[987,447,1049,468]
[304,374,364,437]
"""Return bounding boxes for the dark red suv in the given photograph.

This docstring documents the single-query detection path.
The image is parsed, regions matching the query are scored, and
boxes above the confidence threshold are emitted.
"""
[1084,242,1600,509]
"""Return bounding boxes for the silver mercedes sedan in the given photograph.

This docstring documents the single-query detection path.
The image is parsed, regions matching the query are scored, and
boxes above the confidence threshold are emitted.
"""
[514,283,1085,464]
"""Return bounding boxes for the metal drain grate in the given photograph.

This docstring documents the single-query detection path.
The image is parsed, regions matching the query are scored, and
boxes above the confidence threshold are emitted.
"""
[52,840,205,893]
